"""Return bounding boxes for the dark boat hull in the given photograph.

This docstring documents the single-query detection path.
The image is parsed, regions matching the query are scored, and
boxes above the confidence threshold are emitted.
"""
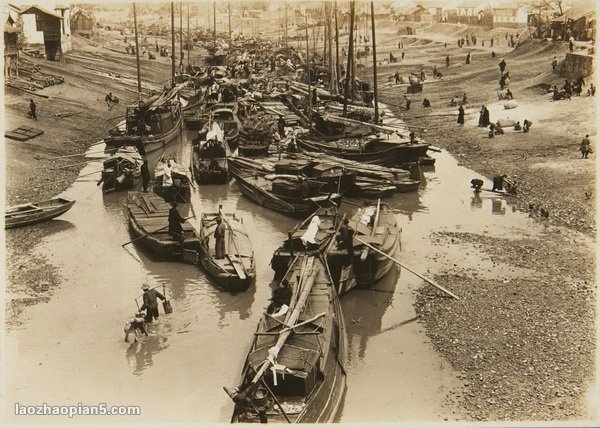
[298,138,428,167]
[5,198,75,229]
[232,171,343,218]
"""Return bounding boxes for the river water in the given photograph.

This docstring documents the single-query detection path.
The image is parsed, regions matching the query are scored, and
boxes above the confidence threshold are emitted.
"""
[3,124,572,424]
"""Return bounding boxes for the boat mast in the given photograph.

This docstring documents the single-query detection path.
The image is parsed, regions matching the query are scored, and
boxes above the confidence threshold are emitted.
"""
[305,9,312,133]
[370,0,378,123]
[213,1,216,49]
[179,0,183,74]
[334,1,340,96]
[133,2,142,101]
[171,1,175,87]
[284,2,288,47]
[228,2,232,46]
[187,1,190,69]
[343,0,355,116]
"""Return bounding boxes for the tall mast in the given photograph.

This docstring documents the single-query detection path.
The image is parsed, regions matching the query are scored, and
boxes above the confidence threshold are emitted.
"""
[171,1,175,87]
[334,1,340,96]
[133,2,141,101]
[187,1,190,69]
[370,1,378,123]
[305,10,312,133]
[179,0,183,73]
[228,2,232,46]
[327,3,333,94]
[284,2,288,47]
[213,1,216,48]
[343,0,355,115]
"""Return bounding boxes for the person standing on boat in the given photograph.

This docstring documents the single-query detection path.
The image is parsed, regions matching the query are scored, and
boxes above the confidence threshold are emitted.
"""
[141,159,150,192]
[163,159,173,187]
[214,217,226,259]
[168,201,185,247]
[337,218,355,264]
[141,283,166,323]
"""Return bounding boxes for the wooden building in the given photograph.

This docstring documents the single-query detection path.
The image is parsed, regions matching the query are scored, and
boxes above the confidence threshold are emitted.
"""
[20,5,71,61]
[71,9,95,37]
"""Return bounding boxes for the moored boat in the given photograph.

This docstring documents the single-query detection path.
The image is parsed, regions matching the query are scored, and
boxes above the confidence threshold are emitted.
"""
[100,146,143,193]
[225,254,347,423]
[198,211,256,291]
[104,86,184,156]
[126,191,200,262]
[328,200,401,291]
[231,169,343,218]
[191,122,231,184]
[271,207,343,279]
[297,136,428,167]
[153,158,193,203]
[5,197,75,229]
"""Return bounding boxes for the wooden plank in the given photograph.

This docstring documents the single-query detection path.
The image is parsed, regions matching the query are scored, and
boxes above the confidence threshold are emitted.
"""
[227,254,247,280]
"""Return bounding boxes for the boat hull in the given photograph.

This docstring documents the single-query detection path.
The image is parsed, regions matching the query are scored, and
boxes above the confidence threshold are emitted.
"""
[5,198,75,229]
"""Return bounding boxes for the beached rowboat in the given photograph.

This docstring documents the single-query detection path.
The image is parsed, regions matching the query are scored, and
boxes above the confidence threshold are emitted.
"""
[5,197,75,229]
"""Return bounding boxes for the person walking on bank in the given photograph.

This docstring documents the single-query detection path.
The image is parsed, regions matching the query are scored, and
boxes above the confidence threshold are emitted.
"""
[141,283,166,323]
[404,95,412,110]
[465,51,471,64]
[457,105,465,126]
[551,56,558,71]
[446,54,450,67]
[28,99,37,120]
[141,159,150,192]
[214,216,226,259]
[580,134,592,158]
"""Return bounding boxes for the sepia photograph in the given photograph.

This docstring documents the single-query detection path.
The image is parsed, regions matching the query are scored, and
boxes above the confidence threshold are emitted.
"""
[1,0,597,425]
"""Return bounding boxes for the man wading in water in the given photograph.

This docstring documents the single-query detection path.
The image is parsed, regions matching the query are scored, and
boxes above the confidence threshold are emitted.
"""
[141,283,166,323]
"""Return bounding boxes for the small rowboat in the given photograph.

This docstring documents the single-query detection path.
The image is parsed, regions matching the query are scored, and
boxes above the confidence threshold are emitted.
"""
[198,211,255,291]
[153,158,193,203]
[101,145,143,193]
[5,197,75,229]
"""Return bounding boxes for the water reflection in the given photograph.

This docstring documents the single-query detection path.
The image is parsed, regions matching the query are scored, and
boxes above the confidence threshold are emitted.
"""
[491,198,506,215]
[470,191,483,209]
[125,334,169,375]
[342,265,399,362]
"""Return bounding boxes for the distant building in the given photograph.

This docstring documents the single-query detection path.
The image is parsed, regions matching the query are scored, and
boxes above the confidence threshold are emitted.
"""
[492,3,528,26]
[551,3,595,41]
[71,9,95,36]
[19,4,71,60]
[446,1,492,25]
[395,5,432,22]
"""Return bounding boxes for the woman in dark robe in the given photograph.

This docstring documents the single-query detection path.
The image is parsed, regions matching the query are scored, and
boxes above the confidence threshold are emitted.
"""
[457,105,465,125]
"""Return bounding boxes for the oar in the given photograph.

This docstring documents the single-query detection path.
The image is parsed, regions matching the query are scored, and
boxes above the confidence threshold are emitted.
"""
[218,205,248,278]
[121,216,194,247]
[354,236,460,300]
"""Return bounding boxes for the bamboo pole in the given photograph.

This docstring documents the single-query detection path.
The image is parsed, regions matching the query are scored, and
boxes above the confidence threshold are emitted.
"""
[187,1,190,69]
[179,0,183,73]
[133,3,142,102]
[354,237,461,300]
[334,1,340,96]
[305,11,312,133]
[370,0,379,123]
[343,1,355,116]
[171,1,175,87]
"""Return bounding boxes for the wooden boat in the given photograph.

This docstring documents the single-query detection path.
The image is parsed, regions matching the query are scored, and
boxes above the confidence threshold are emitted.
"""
[153,158,193,203]
[190,122,231,184]
[238,137,270,157]
[198,211,256,291]
[328,201,401,294]
[297,136,428,167]
[5,197,75,229]
[199,103,241,150]
[100,146,143,193]
[226,254,347,423]
[271,207,343,279]
[274,159,356,194]
[231,169,343,218]
[126,191,200,262]
[104,86,183,156]
[350,180,397,199]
